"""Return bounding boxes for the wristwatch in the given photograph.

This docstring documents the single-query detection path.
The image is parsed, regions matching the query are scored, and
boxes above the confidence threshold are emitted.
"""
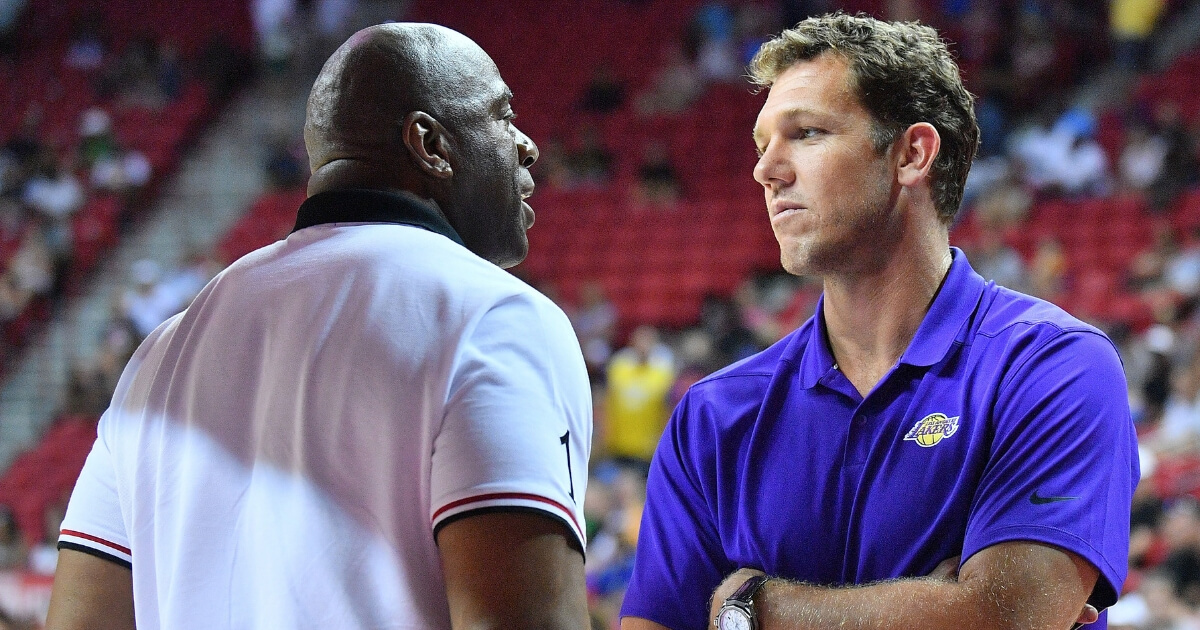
[715,574,770,630]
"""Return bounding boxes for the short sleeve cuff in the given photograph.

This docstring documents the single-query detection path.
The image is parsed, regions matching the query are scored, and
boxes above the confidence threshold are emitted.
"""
[963,523,1122,608]
[431,492,585,551]
[58,528,133,568]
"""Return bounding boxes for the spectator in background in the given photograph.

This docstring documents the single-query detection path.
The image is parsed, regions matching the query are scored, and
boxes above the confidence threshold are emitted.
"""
[27,497,65,575]
[1109,569,1200,629]
[1161,499,1200,608]
[534,137,575,190]
[1129,219,1178,292]
[698,293,758,366]
[567,125,615,187]
[1,108,44,182]
[579,63,626,115]
[0,199,26,272]
[0,220,52,320]
[119,259,179,340]
[65,314,139,414]
[1111,0,1168,73]
[1028,236,1068,300]
[689,2,741,83]
[1148,101,1200,213]
[1120,119,1170,194]
[1133,323,1178,428]
[157,250,222,312]
[584,464,646,630]
[970,169,1033,229]
[603,325,674,469]
[76,108,118,171]
[0,506,26,571]
[635,44,705,116]
[966,222,1028,292]
[732,277,780,349]
[63,10,107,71]
[264,136,307,189]
[574,281,618,378]
[91,146,151,206]
[101,36,172,109]
[1011,108,1111,197]
[1165,228,1200,298]
[634,140,680,205]
[23,151,83,295]
[0,0,27,60]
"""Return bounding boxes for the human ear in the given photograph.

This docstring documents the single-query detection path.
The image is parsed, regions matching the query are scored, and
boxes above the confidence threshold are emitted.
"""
[895,122,940,188]
[403,111,453,179]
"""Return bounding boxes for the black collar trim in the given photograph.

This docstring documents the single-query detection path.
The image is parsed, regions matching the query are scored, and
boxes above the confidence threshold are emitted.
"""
[291,189,464,246]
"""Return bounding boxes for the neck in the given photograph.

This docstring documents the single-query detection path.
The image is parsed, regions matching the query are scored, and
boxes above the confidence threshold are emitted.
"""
[307,157,422,198]
[821,229,952,397]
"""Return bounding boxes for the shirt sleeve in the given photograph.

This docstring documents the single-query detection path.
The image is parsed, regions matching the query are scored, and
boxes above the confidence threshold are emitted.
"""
[963,328,1138,609]
[430,292,591,550]
[58,415,132,568]
[621,392,731,630]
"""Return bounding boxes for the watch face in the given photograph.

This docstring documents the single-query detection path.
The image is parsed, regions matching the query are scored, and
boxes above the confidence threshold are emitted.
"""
[717,607,752,630]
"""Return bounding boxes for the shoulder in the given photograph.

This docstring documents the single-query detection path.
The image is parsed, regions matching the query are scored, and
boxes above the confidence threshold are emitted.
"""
[975,285,1120,360]
[970,286,1125,397]
[692,322,810,389]
[674,324,812,428]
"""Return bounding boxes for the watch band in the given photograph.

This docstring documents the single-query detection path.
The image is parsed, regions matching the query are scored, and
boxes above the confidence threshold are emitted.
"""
[729,574,770,604]
[716,574,770,629]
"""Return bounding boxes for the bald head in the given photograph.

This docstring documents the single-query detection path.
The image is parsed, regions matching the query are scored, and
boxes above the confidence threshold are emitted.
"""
[304,23,495,180]
[302,22,540,269]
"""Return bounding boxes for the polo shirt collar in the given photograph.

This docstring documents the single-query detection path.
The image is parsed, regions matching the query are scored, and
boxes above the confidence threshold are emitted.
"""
[899,246,986,368]
[291,188,465,246]
[793,246,986,388]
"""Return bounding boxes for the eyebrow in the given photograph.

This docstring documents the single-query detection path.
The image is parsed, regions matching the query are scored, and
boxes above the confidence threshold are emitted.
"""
[753,106,831,144]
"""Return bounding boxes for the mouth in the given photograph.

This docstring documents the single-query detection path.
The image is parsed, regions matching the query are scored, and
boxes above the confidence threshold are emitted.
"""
[520,183,535,229]
[522,200,535,229]
[769,200,807,220]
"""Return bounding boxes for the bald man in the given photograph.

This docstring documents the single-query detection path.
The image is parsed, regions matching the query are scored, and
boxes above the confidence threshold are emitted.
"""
[46,24,592,630]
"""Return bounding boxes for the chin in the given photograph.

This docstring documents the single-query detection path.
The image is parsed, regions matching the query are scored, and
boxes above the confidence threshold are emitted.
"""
[492,239,529,270]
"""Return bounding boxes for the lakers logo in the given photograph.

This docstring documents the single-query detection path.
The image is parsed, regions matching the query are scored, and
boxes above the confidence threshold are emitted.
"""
[903,413,960,447]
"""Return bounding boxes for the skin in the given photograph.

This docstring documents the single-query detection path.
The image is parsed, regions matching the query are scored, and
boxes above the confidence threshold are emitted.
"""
[622,53,1100,630]
[304,23,539,269]
[46,24,585,630]
[45,550,135,630]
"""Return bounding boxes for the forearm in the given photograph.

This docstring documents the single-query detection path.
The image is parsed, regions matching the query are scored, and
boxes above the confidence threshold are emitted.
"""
[739,543,1092,630]
[754,576,1022,630]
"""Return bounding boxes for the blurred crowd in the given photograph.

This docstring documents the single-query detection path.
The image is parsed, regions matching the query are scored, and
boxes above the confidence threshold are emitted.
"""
[5,0,1200,629]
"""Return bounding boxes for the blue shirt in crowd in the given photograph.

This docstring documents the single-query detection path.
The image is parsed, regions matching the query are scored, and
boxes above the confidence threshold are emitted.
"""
[621,248,1138,630]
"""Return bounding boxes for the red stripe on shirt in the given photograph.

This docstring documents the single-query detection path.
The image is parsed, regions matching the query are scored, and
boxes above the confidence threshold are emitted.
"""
[60,529,131,556]
[432,492,581,533]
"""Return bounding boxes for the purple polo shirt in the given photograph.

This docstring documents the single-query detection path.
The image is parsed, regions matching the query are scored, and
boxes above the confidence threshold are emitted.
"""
[621,248,1137,630]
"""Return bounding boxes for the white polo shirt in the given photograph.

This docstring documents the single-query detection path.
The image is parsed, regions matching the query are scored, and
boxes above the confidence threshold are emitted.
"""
[59,190,592,629]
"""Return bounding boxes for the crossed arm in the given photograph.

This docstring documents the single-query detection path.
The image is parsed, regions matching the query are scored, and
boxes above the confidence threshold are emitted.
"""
[623,540,1098,630]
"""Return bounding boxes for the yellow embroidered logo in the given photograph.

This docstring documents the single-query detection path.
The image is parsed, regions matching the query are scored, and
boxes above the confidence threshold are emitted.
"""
[903,413,960,448]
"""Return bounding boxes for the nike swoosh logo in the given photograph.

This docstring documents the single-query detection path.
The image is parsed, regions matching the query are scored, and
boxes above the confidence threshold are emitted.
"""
[1030,490,1079,505]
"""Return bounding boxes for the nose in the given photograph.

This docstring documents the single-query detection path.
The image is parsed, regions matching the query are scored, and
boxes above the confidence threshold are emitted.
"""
[753,141,793,189]
[516,128,538,168]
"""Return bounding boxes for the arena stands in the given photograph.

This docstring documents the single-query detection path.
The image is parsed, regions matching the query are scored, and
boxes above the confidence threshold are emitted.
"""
[2,0,1200,628]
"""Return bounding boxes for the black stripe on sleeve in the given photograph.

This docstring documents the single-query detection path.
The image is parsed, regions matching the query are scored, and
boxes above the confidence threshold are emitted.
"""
[58,541,132,570]
[433,505,586,559]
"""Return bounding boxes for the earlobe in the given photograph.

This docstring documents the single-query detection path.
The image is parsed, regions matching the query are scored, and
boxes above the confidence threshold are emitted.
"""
[896,122,940,188]
[403,111,454,179]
